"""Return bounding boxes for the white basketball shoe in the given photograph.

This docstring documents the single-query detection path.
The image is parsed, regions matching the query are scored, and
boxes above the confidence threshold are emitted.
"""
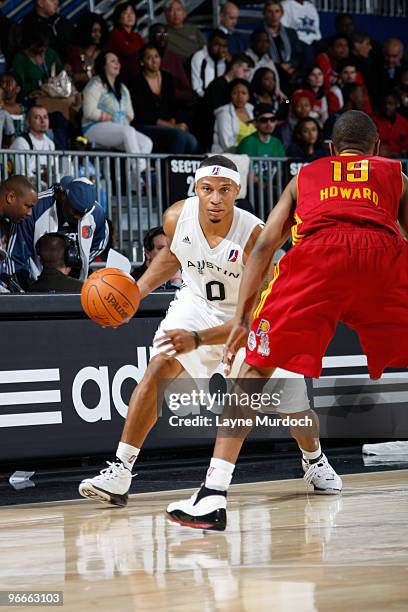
[302,454,342,494]
[79,461,132,507]
[167,485,227,531]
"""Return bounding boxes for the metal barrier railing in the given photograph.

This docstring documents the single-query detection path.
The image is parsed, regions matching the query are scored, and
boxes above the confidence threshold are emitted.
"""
[1,149,407,263]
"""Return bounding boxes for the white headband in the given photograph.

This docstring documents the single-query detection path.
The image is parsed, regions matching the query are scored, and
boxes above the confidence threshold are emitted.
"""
[195,165,241,186]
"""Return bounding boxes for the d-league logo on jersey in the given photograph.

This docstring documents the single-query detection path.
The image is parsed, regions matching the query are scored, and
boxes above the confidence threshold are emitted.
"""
[228,249,239,262]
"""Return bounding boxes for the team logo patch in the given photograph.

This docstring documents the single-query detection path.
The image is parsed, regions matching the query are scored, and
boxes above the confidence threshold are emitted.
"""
[247,331,256,351]
[257,334,270,356]
[256,319,270,336]
[211,166,221,176]
[228,248,239,262]
[82,225,93,239]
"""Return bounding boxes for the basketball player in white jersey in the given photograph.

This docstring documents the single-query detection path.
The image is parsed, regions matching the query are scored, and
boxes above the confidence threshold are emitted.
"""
[79,156,341,515]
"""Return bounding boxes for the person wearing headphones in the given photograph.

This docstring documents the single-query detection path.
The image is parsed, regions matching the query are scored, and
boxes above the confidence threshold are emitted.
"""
[27,233,83,293]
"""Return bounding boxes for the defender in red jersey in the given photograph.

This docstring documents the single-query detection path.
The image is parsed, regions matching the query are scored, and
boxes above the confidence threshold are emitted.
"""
[227,113,408,380]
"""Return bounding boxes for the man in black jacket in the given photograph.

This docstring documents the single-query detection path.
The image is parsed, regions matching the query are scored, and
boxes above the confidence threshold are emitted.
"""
[19,0,73,61]
[27,233,82,293]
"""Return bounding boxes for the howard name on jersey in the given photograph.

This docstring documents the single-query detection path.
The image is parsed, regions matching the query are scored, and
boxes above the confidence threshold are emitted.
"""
[170,196,263,318]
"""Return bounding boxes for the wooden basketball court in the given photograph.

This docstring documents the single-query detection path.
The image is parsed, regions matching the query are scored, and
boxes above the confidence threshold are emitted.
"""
[0,470,406,611]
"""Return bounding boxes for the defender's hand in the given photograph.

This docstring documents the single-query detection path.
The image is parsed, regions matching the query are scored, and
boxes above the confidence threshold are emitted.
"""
[223,322,249,376]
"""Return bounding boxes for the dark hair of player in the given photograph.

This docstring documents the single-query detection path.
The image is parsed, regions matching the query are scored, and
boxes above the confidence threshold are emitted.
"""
[199,155,238,172]
[332,110,378,153]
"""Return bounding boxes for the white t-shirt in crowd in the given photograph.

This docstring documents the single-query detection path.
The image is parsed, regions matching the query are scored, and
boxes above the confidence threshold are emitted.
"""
[11,132,55,177]
[281,0,321,45]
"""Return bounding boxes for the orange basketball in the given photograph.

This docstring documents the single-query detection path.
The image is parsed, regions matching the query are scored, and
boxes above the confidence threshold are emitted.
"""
[81,267,140,328]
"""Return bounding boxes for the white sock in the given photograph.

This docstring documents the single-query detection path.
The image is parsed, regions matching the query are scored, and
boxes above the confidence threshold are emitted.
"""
[301,444,322,462]
[205,458,235,491]
[116,442,140,471]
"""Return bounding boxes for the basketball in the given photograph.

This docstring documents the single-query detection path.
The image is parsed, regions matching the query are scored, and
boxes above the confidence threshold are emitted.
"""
[81,267,140,327]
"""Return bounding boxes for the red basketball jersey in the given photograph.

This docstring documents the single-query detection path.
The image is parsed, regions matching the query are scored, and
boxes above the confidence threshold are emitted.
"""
[292,155,403,244]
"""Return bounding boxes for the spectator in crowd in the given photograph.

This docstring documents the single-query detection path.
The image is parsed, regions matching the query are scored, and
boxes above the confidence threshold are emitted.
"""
[132,226,182,289]
[219,2,249,55]
[20,0,73,62]
[395,68,408,119]
[286,116,327,160]
[288,88,318,129]
[281,0,321,67]
[378,38,408,105]
[337,58,371,113]
[251,66,291,146]
[349,31,378,105]
[236,102,285,158]
[323,82,364,138]
[27,233,83,293]
[212,78,255,152]
[0,73,23,119]
[245,29,282,92]
[130,44,199,154]
[164,0,207,62]
[12,28,63,99]
[11,105,55,186]
[335,13,354,38]
[148,23,193,102]
[0,0,11,67]
[7,176,109,288]
[371,92,408,158]
[0,87,15,148]
[261,0,302,91]
[191,30,228,97]
[66,12,108,91]
[315,34,350,93]
[296,64,343,125]
[107,2,145,82]
[82,51,153,169]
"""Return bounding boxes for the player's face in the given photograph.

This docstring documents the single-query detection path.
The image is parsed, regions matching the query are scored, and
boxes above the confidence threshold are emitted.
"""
[5,188,37,223]
[196,177,240,224]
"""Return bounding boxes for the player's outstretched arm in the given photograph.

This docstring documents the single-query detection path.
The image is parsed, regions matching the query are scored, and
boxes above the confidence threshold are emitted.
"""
[137,201,184,299]
[154,320,239,357]
[397,174,408,237]
[223,177,297,370]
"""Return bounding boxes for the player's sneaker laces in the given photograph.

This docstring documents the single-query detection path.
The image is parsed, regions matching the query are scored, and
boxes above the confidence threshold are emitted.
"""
[79,460,133,507]
[302,454,342,495]
[167,485,227,531]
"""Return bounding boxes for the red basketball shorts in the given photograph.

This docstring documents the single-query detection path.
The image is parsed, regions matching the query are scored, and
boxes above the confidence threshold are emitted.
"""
[245,228,408,379]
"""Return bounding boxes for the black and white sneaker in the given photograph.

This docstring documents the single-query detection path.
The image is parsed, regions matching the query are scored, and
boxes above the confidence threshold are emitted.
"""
[166,485,227,531]
[79,460,132,507]
[302,454,342,495]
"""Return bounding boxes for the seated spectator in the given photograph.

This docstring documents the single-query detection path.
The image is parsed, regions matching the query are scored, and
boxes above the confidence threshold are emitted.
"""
[7,176,109,288]
[165,0,207,62]
[107,2,145,82]
[197,53,253,151]
[298,65,343,123]
[132,226,182,289]
[219,2,249,55]
[66,12,108,91]
[82,51,153,169]
[0,72,23,120]
[287,116,327,160]
[281,0,321,68]
[371,93,408,158]
[11,105,55,188]
[12,29,63,99]
[377,38,408,107]
[245,29,282,94]
[0,0,11,69]
[212,78,255,152]
[350,31,378,104]
[0,87,15,148]
[315,34,350,92]
[251,67,281,113]
[191,30,228,98]
[148,23,193,102]
[337,58,371,113]
[261,0,303,91]
[27,233,83,293]
[20,0,73,62]
[130,44,199,154]
[236,102,285,159]
[323,82,365,139]
[288,89,319,130]
[396,69,408,119]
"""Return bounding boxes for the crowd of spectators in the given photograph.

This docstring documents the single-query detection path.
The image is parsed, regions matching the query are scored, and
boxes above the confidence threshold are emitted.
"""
[0,0,408,294]
[0,0,406,162]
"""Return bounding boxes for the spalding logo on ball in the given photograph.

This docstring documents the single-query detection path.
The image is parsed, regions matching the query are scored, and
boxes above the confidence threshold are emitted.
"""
[81,268,140,327]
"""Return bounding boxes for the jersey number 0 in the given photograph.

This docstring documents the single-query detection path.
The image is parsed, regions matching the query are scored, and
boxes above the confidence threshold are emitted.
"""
[206,281,226,301]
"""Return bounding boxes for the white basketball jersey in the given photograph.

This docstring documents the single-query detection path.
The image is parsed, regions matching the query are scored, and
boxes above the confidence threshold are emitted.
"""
[171,196,263,319]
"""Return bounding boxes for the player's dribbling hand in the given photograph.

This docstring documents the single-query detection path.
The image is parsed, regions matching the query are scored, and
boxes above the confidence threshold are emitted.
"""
[154,329,196,358]
[223,322,249,376]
